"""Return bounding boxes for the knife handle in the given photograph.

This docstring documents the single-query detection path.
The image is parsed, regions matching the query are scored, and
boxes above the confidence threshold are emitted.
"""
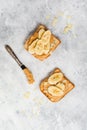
[5,45,23,67]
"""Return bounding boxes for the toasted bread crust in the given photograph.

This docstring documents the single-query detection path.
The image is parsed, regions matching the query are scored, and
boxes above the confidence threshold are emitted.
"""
[24,25,61,60]
[40,68,75,102]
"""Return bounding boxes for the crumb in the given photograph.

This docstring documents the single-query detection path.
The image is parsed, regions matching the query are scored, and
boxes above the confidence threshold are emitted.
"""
[58,11,64,16]
[33,98,43,105]
[38,99,43,105]
[66,15,72,19]
[32,106,40,116]
[46,15,50,20]
[72,32,77,38]
[51,17,58,27]
[24,92,30,99]
[63,24,73,34]
[46,62,50,66]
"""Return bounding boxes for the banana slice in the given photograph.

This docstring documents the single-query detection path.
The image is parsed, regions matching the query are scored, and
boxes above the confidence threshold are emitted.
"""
[35,40,44,55]
[38,29,45,39]
[56,83,65,91]
[28,39,38,54]
[41,30,51,44]
[48,73,63,84]
[43,42,50,54]
[48,86,64,96]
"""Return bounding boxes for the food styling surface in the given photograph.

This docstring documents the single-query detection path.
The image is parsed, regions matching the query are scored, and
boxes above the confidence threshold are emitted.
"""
[0,0,87,130]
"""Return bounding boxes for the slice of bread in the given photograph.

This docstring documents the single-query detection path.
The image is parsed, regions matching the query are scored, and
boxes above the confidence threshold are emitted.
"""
[24,25,61,61]
[40,68,75,102]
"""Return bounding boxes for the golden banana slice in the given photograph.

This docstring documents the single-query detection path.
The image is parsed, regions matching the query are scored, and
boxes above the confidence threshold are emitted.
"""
[38,29,45,39]
[48,73,63,84]
[56,83,65,91]
[28,39,38,54]
[48,86,64,96]
[41,30,51,44]
[43,42,50,54]
[35,40,44,55]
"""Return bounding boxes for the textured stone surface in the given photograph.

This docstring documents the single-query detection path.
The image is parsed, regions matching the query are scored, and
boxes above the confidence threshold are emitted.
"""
[0,0,87,130]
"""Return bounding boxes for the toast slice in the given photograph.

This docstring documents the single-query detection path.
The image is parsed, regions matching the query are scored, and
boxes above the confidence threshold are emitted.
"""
[24,25,61,61]
[40,68,75,102]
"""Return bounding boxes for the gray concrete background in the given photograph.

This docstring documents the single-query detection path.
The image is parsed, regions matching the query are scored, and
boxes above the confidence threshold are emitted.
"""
[0,0,87,130]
